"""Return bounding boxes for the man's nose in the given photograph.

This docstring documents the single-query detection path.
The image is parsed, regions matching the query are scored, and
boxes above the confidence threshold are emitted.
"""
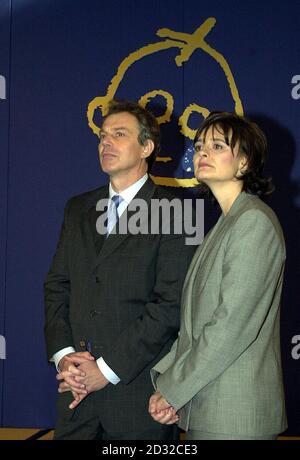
[100,134,113,147]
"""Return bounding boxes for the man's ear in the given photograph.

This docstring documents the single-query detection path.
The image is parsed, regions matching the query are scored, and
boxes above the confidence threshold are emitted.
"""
[141,140,154,158]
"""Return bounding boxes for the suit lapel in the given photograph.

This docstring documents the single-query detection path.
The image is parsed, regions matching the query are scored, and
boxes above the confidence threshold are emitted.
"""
[183,192,250,300]
[80,186,109,267]
[93,179,156,269]
[182,192,252,332]
[181,213,225,299]
[181,215,227,335]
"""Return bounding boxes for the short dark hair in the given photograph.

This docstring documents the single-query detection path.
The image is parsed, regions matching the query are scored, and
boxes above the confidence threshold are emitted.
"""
[194,111,274,198]
[104,99,160,171]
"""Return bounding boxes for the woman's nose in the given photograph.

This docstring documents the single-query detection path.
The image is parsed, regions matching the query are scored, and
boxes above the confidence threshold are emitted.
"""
[200,148,208,157]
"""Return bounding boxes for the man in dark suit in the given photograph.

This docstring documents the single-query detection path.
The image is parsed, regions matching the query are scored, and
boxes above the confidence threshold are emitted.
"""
[44,99,195,440]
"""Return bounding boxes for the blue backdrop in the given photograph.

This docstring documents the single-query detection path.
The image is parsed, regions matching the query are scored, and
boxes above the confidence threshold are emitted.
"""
[0,0,299,434]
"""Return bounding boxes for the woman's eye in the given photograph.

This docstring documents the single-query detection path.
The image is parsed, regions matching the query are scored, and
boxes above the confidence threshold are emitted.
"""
[214,143,223,150]
[194,144,202,153]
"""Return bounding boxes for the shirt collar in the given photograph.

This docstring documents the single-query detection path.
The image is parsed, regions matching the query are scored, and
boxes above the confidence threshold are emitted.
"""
[109,173,148,204]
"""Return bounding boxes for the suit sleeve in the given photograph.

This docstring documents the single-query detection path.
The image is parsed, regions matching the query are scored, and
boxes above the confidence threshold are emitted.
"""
[102,229,195,384]
[156,210,285,410]
[44,200,74,359]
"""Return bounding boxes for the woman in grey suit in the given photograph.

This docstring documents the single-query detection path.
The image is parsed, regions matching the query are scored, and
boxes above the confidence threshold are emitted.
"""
[149,112,287,440]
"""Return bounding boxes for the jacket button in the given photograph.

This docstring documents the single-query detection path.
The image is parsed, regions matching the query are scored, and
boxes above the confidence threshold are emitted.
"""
[90,309,97,317]
[79,340,86,348]
[95,276,100,283]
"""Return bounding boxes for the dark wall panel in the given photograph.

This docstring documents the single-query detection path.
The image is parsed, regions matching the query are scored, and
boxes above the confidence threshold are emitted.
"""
[1,0,299,433]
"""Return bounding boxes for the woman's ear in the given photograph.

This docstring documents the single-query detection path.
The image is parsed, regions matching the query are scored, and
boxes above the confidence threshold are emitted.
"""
[239,155,248,175]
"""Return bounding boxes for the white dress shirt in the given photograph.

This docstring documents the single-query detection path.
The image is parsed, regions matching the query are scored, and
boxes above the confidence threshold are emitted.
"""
[52,173,148,384]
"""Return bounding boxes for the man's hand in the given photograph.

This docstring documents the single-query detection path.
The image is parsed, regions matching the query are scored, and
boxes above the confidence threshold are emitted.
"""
[58,351,95,372]
[58,357,109,409]
[148,390,179,425]
[57,352,94,395]
[71,359,109,393]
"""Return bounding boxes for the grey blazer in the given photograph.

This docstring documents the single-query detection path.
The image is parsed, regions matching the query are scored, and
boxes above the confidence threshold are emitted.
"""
[152,192,287,437]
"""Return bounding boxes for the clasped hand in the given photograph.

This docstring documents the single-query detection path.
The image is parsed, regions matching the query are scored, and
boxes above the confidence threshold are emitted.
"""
[56,352,109,409]
[148,390,179,425]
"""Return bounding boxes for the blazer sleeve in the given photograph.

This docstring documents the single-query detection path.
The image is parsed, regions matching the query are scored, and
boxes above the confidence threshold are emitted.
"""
[150,338,179,389]
[101,229,195,384]
[44,199,74,359]
[156,209,285,410]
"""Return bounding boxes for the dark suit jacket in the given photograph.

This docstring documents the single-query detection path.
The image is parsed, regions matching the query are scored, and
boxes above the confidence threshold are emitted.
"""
[44,178,195,432]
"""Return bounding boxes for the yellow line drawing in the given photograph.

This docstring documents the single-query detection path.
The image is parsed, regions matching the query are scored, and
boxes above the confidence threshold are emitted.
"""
[87,18,243,187]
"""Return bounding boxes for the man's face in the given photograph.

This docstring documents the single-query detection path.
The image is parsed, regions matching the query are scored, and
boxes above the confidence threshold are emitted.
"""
[98,112,149,180]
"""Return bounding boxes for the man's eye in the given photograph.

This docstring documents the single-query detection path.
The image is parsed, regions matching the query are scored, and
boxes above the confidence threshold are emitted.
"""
[115,131,125,137]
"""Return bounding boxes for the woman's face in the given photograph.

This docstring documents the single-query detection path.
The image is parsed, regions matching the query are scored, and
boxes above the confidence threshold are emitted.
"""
[193,125,246,186]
